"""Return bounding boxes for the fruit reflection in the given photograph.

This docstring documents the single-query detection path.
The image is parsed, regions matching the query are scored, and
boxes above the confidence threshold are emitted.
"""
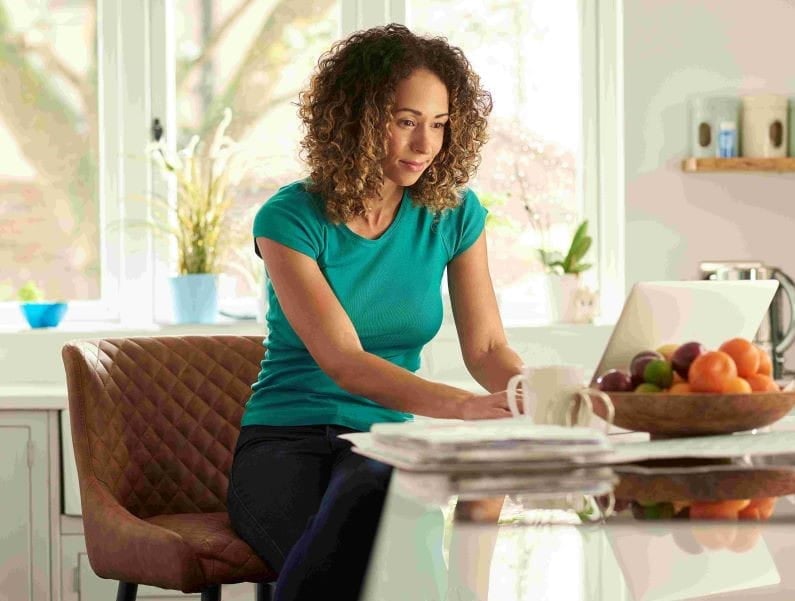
[628,497,779,554]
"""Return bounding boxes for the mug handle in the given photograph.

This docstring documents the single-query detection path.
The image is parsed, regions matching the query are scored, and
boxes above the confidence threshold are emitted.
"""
[577,388,615,433]
[506,373,527,419]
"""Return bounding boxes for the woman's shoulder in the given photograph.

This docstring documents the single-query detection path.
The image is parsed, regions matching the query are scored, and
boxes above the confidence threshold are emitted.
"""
[263,180,325,217]
[252,179,327,257]
[436,187,484,220]
[430,187,487,259]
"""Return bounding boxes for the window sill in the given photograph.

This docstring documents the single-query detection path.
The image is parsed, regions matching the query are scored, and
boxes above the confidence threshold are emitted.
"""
[0,318,266,337]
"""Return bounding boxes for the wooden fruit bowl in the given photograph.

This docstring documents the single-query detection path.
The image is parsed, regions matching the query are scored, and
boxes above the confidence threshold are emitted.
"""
[591,390,795,437]
[614,464,795,504]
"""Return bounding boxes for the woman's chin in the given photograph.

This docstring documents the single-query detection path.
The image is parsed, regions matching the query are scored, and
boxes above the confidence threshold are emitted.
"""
[387,173,424,188]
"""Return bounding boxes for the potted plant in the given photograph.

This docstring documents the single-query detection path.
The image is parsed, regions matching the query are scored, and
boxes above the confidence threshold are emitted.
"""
[538,220,594,323]
[17,281,69,328]
[146,108,242,324]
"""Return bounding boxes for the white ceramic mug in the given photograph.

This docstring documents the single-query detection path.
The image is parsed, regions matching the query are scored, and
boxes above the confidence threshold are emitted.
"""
[506,365,615,432]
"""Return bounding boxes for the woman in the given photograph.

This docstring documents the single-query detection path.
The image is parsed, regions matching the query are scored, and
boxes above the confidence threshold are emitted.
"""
[227,23,523,601]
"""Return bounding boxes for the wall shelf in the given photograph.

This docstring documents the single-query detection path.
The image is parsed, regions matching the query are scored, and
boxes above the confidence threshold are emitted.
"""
[682,157,795,172]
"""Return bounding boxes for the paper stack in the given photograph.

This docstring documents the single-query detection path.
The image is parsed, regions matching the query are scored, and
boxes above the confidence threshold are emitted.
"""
[340,418,614,473]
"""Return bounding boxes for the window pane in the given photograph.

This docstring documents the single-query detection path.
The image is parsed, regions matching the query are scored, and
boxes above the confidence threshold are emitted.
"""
[409,0,583,290]
[173,0,340,311]
[0,1,99,300]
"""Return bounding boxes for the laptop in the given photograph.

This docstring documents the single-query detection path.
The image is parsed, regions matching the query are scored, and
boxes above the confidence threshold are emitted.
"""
[589,280,778,385]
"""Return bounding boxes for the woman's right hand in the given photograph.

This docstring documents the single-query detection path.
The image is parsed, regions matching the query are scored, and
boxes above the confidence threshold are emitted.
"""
[457,391,515,420]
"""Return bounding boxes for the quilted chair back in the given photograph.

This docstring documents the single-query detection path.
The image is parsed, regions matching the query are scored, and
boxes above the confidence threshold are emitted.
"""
[63,335,265,519]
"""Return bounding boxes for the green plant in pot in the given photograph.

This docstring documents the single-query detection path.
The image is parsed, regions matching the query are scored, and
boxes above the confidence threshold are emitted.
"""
[538,220,593,276]
[146,108,241,324]
[17,281,69,328]
[538,220,595,323]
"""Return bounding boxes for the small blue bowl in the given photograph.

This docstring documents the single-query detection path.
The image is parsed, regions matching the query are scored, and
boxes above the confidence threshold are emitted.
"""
[20,302,68,328]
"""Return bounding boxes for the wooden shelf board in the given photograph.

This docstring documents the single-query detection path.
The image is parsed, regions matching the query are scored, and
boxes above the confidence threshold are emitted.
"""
[682,157,795,172]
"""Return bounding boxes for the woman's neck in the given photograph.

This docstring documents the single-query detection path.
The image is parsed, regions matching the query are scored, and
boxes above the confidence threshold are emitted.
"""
[347,185,404,239]
[362,184,403,224]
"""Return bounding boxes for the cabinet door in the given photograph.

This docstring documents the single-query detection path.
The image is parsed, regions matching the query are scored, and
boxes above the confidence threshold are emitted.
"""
[0,412,50,601]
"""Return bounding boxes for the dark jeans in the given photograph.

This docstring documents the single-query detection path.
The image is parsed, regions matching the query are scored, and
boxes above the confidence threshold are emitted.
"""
[227,424,393,601]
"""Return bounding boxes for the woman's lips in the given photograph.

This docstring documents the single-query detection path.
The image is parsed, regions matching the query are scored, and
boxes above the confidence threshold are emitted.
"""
[399,160,426,172]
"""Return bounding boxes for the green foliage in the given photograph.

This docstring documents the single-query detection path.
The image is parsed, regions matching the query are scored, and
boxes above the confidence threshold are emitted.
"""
[147,108,239,275]
[17,280,45,302]
[478,192,520,232]
[538,219,593,275]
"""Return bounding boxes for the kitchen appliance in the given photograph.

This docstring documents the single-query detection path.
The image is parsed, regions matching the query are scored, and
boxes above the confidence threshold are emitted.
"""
[700,261,795,379]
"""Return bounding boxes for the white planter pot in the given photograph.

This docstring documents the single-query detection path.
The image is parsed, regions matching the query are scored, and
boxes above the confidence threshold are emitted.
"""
[546,274,580,323]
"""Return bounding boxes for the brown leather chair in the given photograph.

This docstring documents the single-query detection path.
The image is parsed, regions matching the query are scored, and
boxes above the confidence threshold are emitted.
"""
[62,335,277,601]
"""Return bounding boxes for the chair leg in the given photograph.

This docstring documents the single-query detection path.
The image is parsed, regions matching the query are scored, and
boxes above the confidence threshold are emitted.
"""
[256,582,273,601]
[116,582,138,601]
[200,584,221,601]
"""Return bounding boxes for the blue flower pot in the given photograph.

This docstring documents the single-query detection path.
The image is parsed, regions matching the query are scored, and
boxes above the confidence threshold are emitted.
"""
[169,274,218,324]
[20,302,69,328]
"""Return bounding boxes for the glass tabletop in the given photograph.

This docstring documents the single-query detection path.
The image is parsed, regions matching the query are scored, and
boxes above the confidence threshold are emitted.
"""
[360,451,795,601]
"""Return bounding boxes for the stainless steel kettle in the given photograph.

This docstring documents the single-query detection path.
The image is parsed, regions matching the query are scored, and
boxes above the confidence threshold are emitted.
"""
[700,260,795,379]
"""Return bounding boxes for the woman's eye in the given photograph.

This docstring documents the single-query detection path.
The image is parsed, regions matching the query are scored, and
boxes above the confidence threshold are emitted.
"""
[433,122,447,129]
[399,119,415,127]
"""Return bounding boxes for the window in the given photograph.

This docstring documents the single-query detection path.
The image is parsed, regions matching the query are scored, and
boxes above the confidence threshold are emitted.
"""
[405,0,625,324]
[0,0,622,327]
[170,0,341,319]
[410,0,584,299]
[0,1,100,302]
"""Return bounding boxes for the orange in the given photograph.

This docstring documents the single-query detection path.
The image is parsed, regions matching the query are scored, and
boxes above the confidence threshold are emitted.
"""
[688,351,738,393]
[695,499,750,516]
[719,338,760,378]
[727,527,761,553]
[722,377,752,394]
[745,373,779,392]
[738,497,777,521]
[689,499,749,520]
[756,345,773,376]
[669,381,692,393]
[691,524,737,550]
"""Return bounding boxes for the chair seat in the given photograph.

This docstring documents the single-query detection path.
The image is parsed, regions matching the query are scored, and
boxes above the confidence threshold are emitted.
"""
[145,512,276,592]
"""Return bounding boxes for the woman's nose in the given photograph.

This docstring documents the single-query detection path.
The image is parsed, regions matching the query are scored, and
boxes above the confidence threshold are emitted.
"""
[411,128,432,154]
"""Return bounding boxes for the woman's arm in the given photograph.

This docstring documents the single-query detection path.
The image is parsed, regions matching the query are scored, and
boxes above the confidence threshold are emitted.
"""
[447,231,524,393]
[257,237,512,420]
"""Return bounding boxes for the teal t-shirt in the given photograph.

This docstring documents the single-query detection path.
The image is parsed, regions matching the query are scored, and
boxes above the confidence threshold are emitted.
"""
[242,180,487,432]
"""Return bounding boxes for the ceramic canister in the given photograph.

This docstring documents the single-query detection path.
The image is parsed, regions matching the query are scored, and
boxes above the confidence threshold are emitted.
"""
[741,94,788,158]
[789,98,795,156]
[689,96,740,158]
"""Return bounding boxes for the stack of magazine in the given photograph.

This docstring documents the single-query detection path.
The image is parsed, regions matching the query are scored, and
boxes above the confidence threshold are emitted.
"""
[340,418,614,473]
[339,419,617,501]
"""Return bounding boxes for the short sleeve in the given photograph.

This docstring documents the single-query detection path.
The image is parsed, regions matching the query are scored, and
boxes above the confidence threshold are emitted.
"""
[252,182,325,259]
[442,188,488,260]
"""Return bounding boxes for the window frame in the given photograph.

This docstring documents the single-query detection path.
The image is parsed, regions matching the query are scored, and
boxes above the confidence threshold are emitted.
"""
[579,0,625,324]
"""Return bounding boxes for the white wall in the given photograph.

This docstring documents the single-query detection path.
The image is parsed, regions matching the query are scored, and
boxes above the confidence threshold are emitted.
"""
[623,0,795,365]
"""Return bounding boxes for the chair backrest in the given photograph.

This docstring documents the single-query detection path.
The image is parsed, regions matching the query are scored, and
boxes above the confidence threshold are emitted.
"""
[63,335,265,518]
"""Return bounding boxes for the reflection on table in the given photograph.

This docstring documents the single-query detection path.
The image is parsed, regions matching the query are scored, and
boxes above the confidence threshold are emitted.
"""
[361,455,795,601]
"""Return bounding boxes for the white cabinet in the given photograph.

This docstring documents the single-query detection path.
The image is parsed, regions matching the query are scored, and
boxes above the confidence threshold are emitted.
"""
[0,411,53,601]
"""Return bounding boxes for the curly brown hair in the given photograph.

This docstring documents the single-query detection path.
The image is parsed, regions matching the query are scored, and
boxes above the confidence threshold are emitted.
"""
[298,23,493,223]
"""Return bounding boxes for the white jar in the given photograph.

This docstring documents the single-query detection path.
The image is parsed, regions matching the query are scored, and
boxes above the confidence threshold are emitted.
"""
[741,94,788,158]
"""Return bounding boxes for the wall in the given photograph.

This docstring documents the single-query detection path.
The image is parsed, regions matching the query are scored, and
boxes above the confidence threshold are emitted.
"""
[623,0,795,367]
